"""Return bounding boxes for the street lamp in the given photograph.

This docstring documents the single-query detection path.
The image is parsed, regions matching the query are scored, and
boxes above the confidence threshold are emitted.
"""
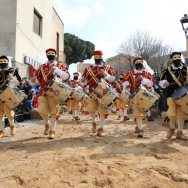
[180,14,188,37]
[180,14,188,54]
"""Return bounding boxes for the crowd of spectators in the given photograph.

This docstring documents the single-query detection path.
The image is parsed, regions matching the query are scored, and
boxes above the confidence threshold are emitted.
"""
[14,78,39,122]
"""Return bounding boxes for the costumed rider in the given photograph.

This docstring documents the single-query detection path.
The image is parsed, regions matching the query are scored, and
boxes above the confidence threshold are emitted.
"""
[159,52,188,140]
[0,55,21,138]
[123,57,154,138]
[36,48,70,139]
[82,50,116,136]
[68,72,83,121]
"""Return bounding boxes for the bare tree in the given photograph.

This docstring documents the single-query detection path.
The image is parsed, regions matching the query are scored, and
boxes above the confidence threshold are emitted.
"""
[117,30,173,72]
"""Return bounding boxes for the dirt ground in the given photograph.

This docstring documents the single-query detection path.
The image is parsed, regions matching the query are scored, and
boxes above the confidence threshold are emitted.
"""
[0,113,188,188]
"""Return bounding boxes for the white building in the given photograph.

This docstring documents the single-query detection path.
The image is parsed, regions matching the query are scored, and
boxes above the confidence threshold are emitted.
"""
[0,0,65,77]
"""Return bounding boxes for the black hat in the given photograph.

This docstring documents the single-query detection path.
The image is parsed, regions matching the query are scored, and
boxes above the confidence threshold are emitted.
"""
[0,55,9,61]
[0,55,9,64]
[170,52,181,59]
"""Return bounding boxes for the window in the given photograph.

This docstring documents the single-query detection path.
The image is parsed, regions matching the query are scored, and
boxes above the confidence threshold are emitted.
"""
[33,9,42,36]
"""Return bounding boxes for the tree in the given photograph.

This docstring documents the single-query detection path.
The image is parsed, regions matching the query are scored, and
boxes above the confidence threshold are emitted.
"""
[64,33,95,67]
[117,30,173,72]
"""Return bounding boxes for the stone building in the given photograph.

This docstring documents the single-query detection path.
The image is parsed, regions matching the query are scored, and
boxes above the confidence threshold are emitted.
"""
[77,63,92,74]
[0,0,65,78]
[106,53,135,78]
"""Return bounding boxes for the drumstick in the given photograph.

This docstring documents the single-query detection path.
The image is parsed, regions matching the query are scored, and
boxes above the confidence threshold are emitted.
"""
[168,82,180,86]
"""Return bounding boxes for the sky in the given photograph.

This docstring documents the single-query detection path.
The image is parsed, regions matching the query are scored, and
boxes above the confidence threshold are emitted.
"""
[53,0,188,74]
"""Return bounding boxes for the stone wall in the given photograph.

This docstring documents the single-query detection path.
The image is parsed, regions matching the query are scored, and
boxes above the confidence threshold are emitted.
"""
[0,0,16,57]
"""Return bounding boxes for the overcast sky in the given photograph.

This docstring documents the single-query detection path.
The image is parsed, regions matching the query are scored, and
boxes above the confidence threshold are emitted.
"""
[53,0,188,74]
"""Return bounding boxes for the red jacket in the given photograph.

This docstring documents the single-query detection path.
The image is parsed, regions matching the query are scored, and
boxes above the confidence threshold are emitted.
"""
[82,65,115,93]
[123,69,154,94]
[36,62,69,96]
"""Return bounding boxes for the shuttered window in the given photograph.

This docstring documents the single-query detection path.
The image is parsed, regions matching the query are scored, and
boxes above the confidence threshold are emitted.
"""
[33,9,42,37]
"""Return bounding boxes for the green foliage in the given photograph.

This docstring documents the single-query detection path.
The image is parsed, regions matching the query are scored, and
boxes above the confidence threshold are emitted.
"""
[64,33,95,66]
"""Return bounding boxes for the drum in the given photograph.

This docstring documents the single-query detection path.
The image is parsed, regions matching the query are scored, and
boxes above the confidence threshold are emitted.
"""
[92,80,107,99]
[72,87,86,102]
[45,79,73,102]
[96,79,119,108]
[172,86,188,115]
[98,89,119,108]
[129,85,159,112]
[119,90,130,104]
[0,82,26,109]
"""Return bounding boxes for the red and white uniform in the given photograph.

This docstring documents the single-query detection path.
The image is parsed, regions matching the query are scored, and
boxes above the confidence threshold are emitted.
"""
[68,79,84,100]
[36,62,69,96]
[123,69,154,94]
[67,79,84,120]
[82,64,115,92]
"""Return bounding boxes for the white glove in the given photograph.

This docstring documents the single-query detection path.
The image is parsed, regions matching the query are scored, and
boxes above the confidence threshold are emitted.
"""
[53,67,69,80]
[159,80,169,88]
[122,81,130,91]
[105,73,115,82]
[142,78,153,87]
[53,67,59,75]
